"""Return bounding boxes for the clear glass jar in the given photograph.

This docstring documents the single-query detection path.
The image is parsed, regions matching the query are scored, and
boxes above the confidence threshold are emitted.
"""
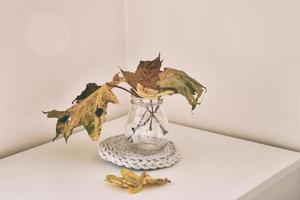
[125,95,169,155]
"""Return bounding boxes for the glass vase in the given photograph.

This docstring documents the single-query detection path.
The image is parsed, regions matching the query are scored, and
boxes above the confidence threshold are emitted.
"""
[125,95,169,155]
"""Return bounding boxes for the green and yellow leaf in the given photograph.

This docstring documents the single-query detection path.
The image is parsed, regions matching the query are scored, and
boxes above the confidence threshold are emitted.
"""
[136,83,174,99]
[72,83,101,104]
[157,68,206,110]
[44,84,118,142]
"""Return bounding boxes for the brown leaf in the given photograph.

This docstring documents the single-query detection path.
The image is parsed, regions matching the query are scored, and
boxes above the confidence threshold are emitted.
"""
[109,72,125,86]
[121,54,162,90]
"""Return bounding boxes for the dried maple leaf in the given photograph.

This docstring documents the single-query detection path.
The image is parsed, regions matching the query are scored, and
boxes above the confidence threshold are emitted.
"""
[121,54,162,90]
[105,168,170,194]
[72,72,124,104]
[72,83,100,104]
[110,72,126,86]
[44,84,119,142]
[44,73,125,142]
[157,67,207,110]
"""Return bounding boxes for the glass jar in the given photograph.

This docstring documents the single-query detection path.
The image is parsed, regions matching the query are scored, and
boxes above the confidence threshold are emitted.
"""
[125,95,169,155]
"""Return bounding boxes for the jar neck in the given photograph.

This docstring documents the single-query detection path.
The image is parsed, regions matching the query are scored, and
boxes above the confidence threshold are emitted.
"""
[130,95,163,107]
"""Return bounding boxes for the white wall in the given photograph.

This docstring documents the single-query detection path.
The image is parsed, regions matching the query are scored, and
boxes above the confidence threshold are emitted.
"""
[2,0,300,158]
[126,0,300,151]
[0,0,128,158]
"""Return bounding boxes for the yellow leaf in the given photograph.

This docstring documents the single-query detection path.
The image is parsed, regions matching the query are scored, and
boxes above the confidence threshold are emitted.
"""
[142,172,171,185]
[128,184,143,194]
[121,168,140,185]
[136,83,174,99]
[106,175,136,188]
[105,168,170,194]
[44,84,118,142]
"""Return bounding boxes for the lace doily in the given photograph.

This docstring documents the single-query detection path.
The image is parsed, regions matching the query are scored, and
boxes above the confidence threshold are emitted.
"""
[98,134,180,170]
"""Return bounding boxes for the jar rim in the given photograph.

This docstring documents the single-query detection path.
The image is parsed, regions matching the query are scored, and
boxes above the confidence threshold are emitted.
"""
[130,95,163,106]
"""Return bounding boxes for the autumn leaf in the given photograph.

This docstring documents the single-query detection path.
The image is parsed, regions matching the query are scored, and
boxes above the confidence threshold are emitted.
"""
[72,83,100,104]
[105,168,170,194]
[136,83,174,99]
[72,72,124,104]
[141,172,171,185]
[120,55,206,105]
[109,72,126,86]
[120,168,140,185]
[44,84,118,142]
[157,68,206,110]
[121,54,162,90]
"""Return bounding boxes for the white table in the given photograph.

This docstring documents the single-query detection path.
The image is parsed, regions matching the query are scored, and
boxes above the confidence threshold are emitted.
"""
[1,116,300,200]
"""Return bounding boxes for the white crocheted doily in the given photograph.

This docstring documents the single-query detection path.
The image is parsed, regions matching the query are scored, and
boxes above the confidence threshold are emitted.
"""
[98,134,180,170]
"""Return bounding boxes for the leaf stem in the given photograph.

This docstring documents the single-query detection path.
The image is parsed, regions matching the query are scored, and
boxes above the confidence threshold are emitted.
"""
[106,83,133,95]
[146,106,168,135]
[128,109,148,141]
[149,100,153,131]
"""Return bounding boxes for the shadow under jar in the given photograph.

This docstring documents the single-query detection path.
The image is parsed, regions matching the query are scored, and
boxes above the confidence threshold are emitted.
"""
[125,95,169,155]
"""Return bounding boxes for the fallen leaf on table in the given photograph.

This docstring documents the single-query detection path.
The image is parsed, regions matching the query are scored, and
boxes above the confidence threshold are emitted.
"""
[157,67,207,110]
[120,168,140,185]
[105,168,171,194]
